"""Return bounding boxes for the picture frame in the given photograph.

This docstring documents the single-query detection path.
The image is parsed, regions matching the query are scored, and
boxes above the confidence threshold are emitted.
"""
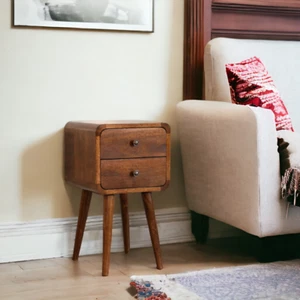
[14,0,154,32]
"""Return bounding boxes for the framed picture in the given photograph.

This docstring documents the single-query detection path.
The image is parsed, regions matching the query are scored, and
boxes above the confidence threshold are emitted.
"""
[14,0,154,32]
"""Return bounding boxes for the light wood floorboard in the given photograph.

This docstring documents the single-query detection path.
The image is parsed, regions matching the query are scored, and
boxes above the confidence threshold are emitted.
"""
[0,240,257,300]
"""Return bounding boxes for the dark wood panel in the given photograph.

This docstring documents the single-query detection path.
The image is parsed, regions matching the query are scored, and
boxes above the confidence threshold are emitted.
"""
[212,11,300,38]
[183,0,211,100]
[100,158,167,190]
[183,0,300,100]
[212,30,300,41]
[213,2,300,15]
[64,125,99,191]
[100,128,167,159]
[214,0,300,8]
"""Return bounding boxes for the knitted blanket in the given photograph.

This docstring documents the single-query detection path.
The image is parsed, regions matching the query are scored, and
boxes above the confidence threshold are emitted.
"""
[277,130,300,207]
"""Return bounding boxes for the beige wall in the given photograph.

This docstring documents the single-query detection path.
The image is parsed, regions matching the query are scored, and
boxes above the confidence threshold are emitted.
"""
[0,0,186,222]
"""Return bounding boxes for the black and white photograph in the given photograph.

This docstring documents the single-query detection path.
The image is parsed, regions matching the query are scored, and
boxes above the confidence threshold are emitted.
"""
[14,0,154,32]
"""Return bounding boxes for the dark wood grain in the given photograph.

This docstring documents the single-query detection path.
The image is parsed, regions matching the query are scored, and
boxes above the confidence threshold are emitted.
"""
[214,0,300,8]
[64,124,99,192]
[72,190,92,261]
[120,194,130,254]
[64,121,171,275]
[102,194,115,277]
[165,126,171,190]
[100,128,167,159]
[213,2,300,14]
[212,2,300,40]
[183,0,300,100]
[64,121,171,194]
[142,192,163,270]
[183,0,211,100]
[100,158,167,190]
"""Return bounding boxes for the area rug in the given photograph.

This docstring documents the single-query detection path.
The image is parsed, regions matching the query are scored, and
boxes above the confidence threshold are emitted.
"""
[129,260,300,300]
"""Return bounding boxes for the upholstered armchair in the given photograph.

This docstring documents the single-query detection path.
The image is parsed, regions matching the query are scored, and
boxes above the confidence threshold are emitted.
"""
[177,38,300,247]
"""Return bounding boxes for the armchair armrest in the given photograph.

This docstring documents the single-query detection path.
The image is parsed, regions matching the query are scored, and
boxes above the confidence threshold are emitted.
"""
[176,100,281,236]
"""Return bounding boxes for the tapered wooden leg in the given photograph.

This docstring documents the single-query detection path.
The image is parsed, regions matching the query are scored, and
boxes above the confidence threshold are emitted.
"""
[120,194,130,254]
[102,194,115,276]
[72,190,92,261]
[142,192,163,270]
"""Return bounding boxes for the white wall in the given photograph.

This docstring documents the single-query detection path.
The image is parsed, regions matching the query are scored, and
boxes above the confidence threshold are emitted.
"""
[0,0,186,222]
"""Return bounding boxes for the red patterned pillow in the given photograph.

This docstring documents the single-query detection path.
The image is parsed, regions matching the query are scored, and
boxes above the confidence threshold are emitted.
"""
[226,56,293,131]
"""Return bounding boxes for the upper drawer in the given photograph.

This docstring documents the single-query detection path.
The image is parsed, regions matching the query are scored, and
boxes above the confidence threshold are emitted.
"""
[100,128,167,159]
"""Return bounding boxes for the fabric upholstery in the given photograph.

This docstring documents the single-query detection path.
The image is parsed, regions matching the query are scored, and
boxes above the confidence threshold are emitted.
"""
[204,38,300,132]
[225,56,293,131]
[177,37,300,237]
[177,101,300,237]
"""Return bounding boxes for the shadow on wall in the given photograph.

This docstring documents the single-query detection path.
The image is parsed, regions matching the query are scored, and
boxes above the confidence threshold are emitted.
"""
[20,1,185,221]
[21,129,70,220]
[20,128,111,221]
[152,0,186,211]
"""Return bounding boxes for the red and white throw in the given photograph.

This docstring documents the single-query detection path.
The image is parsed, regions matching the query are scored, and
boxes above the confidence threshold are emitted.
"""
[226,56,294,131]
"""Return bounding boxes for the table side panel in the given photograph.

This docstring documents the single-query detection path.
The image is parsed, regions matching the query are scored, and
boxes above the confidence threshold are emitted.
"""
[64,127,98,190]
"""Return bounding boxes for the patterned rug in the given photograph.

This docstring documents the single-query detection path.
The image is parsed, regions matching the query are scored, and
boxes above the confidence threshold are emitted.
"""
[129,260,300,300]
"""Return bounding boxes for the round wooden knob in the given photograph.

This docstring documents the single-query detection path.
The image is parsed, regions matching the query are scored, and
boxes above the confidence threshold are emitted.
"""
[131,140,139,146]
[132,170,139,177]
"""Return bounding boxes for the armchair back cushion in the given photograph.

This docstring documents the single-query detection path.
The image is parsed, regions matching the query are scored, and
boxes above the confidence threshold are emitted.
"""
[204,38,300,132]
[225,56,293,131]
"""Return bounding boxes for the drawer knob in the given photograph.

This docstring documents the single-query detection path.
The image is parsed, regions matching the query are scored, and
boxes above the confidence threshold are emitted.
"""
[131,140,139,147]
[131,170,139,177]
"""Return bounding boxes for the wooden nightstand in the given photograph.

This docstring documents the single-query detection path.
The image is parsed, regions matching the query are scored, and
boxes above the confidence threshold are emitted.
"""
[64,121,171,276]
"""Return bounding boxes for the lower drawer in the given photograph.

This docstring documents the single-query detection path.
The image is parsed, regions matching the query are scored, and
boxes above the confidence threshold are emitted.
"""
[100,157,167,190]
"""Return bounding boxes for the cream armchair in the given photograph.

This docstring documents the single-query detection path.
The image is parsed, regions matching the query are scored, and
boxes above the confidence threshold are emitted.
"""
[177,38,300,245]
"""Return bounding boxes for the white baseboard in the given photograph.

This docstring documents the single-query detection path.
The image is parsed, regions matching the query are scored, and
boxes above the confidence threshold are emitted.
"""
[0,207,241,263]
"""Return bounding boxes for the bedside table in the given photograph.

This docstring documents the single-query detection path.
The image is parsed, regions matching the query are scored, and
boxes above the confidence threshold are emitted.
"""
[64,121,171,276]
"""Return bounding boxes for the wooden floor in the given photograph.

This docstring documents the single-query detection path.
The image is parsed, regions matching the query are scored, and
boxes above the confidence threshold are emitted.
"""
[0,239,257,300]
